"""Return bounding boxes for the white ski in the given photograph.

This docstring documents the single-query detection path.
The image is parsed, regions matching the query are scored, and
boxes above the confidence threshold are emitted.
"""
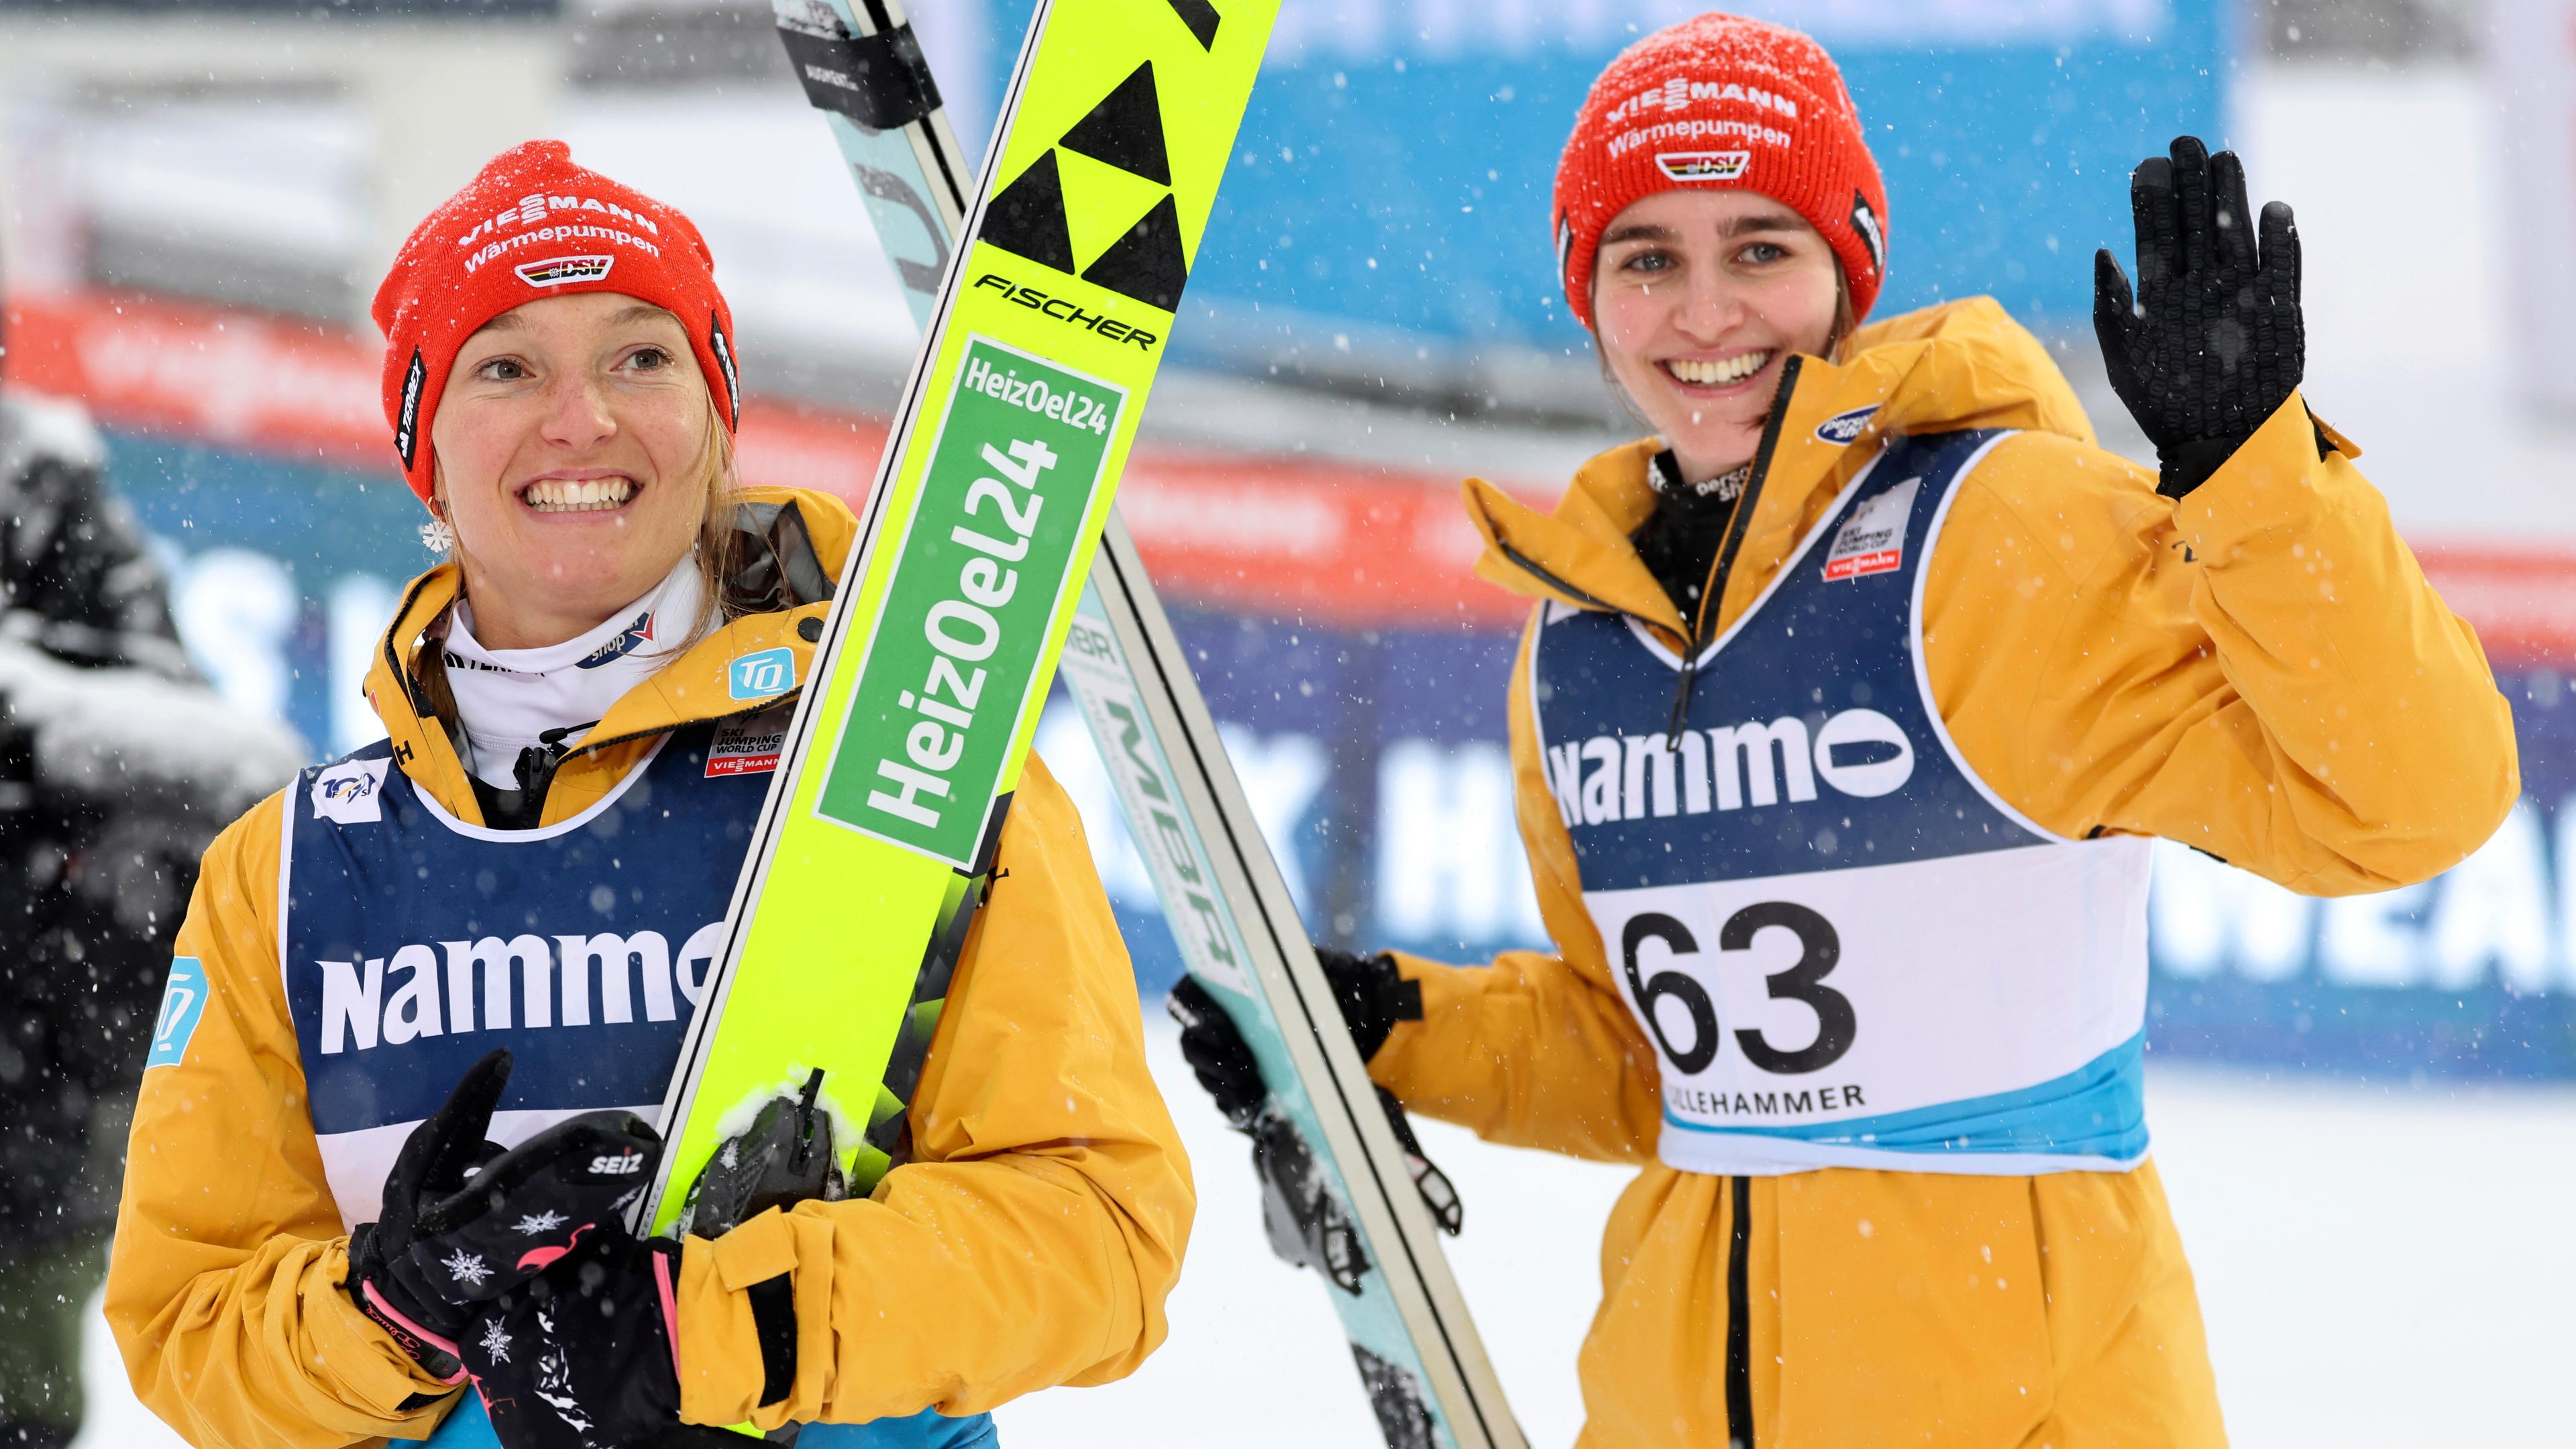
[766,4,1523,1444]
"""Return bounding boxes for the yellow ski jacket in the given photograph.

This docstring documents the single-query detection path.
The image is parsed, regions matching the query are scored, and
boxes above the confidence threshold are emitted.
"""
[105,486,1193,1445]
[1372,300,2518,1446]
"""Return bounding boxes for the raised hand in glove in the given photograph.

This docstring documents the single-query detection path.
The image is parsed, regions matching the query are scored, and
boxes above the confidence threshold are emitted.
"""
[347,1048,665,1387]
[2094,134,2305,498]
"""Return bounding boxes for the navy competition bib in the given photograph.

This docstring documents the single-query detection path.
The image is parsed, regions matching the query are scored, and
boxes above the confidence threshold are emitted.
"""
[284,718,780,1226]
[283,708,1000,1446]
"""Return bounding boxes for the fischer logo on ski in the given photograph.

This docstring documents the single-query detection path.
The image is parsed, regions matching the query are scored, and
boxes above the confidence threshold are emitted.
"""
[971,271,1161,350]
[980,62,1192,310]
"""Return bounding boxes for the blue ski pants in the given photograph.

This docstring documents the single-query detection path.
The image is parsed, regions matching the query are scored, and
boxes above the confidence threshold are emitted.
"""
[425,1393,999,1447]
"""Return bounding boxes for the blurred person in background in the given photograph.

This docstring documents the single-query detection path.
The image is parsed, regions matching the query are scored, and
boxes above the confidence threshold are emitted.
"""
[0,278,304,1446]
[1172,11,2518,1446]
[105,142,1188,1449]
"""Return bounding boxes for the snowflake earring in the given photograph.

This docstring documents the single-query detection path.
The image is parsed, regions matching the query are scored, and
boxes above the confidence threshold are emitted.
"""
[420,509,455,555]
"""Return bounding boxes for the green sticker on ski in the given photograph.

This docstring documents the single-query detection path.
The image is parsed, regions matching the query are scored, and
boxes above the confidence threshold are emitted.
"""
[815,337,1124,867]
[647,0,1279,1244]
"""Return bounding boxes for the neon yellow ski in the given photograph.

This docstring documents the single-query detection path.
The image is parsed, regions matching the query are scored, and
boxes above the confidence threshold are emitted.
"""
[645,0,1279,1234]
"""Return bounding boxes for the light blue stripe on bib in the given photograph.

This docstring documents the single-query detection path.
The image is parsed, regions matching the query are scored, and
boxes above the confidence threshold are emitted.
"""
[1664,1030,2147,1161]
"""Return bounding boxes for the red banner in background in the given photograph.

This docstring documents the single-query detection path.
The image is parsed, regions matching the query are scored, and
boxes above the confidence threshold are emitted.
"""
[3,288,1538,628]
[2414,546,2576,667]
[11,288,2572,646]
[4,290,385,466]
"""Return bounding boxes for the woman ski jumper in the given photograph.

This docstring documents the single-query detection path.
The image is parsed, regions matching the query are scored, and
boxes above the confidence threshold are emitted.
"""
[1174,14,2518,1446]
[105,142,1193,1448]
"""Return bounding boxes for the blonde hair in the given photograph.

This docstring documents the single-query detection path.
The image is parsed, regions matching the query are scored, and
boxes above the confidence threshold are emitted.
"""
[681,382,748,646]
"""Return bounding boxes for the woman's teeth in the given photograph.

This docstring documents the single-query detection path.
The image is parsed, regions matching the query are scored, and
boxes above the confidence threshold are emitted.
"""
[1666,352,1771,386]
[522,478,635,513]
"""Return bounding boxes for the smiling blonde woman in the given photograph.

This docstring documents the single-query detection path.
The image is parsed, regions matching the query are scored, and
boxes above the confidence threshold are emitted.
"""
[1171,13,2518,1446]
[105,142,1190,1449]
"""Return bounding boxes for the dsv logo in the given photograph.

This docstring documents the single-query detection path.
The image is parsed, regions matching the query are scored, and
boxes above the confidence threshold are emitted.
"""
[1544,707,1913,828]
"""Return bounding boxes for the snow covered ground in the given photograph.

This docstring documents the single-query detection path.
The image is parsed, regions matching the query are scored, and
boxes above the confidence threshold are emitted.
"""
[76,1032,2576,1448]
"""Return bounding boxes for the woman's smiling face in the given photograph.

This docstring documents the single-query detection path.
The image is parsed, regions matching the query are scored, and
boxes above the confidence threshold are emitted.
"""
[1591,188,1845,482]
[430,291,714,649]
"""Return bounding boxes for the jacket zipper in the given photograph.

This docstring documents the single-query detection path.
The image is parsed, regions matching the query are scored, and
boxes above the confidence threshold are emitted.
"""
[1493,539,1622,615]
[558,692,803,765]
[1719,369,1798,1440]
[1727,1173,1756,1448]
[1668,355,1803,739]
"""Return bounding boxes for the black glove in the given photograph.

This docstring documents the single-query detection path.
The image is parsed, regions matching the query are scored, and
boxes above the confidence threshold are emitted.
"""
[349,1049,666,1387]
[461,1230,716,1449]
[347,1049,511,1384]
[1169,953,1460,1276]
[2094,134,2305,498]
[1319,946,1423,1064]
[1171,947,1421,1124]
[678,1068,847,1240]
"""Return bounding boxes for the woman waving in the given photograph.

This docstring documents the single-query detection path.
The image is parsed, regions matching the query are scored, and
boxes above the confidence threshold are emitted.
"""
[1175,14,2515,1445]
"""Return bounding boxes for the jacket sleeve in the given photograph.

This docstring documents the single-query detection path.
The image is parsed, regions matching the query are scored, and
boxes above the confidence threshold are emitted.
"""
[103,794,463,1449]
[674,752,1195,1430]
[1926,393,2519,893]
[1365,618,1663,1165]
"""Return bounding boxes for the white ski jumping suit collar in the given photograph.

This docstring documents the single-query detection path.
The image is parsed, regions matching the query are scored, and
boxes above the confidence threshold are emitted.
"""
[443,555,708,789]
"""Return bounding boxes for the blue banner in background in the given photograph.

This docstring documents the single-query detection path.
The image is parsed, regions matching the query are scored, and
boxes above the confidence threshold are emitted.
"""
[957,0,2228,364]
[110,429,2576,1082]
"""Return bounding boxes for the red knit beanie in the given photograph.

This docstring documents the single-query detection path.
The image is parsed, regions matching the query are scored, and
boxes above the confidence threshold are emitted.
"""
[1553,13,1887,331]
[371,140,740,504]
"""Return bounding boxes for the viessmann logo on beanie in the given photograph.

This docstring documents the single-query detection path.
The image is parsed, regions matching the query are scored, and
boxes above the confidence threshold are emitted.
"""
[371,140,741,504]
[1552,13,1888,331]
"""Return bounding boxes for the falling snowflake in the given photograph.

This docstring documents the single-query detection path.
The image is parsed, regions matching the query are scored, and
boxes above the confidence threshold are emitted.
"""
[441,1249,493,1288]
[510,1210,569,1236]
[477,1318,513,1365]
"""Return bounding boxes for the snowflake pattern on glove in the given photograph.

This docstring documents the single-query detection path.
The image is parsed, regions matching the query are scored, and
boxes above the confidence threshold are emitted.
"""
[530,1307,598,1434]
[478,1318,513,1366]
[441,1248,493,1287]
[510,1210,569,1235]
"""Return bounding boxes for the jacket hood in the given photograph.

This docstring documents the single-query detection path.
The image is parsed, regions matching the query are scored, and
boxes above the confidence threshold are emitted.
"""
[1462,297,2099,638]
[362,484,855,826]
